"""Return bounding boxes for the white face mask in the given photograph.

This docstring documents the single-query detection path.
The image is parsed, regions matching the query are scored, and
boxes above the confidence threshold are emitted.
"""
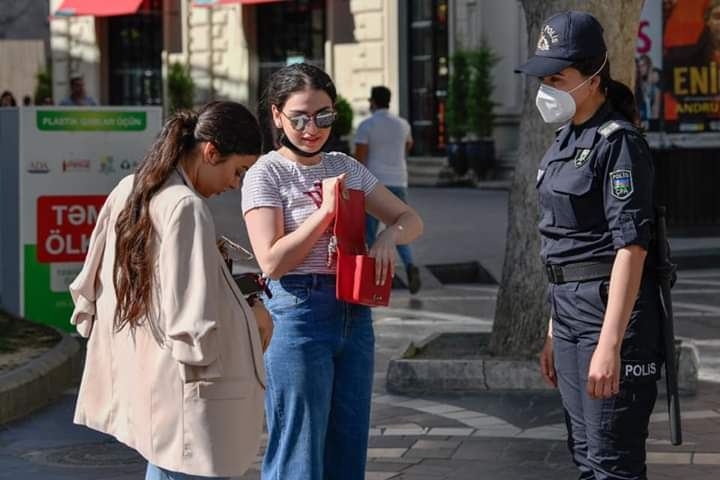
[535,84,578,124]
[535,53,608,124]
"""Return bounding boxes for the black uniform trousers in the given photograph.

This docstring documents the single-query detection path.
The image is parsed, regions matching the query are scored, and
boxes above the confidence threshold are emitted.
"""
[551,275,661,480]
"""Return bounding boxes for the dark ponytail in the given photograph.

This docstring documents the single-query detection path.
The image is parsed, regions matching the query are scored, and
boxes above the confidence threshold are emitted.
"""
[573,55,640,126]
[113,101,261,331]
[605,79,639,125]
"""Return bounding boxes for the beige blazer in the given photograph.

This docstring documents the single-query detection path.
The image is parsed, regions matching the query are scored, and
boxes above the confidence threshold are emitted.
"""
[69,170,265,477]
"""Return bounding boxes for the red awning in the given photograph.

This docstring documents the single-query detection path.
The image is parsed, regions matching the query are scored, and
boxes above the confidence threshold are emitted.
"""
[54,0,144,17]
[194,0,287,6]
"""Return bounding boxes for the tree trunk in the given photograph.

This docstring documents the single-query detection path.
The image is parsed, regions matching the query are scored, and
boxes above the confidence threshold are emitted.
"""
[488,0,644,357]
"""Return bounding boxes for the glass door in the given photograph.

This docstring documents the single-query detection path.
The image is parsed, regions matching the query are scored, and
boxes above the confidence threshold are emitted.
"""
[107,0,163,105]
[408,0,449,155]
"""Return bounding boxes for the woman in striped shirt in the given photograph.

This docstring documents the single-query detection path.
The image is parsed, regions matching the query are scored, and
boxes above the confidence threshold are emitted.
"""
[242,63,423,480]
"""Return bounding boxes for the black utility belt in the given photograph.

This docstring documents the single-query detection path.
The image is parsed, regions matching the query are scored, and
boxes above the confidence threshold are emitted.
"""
[546,262,613,284]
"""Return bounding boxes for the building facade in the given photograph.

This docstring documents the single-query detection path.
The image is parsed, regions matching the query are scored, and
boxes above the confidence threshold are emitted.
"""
[0,0,49,103]
[48,0,527,163]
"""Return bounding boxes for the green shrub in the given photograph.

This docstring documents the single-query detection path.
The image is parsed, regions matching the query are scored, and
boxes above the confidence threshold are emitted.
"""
[466,45,498,138]
[167,62,195,114]
[333,94,353,138]
[446,50,469,140]
[34,68,52,105]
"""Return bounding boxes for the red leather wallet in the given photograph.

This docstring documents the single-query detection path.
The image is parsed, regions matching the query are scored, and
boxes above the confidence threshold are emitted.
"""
[331,185,392,307]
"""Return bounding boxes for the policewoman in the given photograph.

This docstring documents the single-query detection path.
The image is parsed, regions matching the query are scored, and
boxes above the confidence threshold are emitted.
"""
[516,11,661,480]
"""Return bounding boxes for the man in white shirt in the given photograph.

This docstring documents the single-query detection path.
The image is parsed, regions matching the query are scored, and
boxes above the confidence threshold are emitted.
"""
[354,86,420,294]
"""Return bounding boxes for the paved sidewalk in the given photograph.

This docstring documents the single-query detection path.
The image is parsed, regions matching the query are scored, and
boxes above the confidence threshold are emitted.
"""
[1,270,719,480]
[2,187,718,479]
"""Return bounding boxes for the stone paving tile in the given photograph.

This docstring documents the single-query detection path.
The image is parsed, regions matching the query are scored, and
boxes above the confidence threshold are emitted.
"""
[390,474,443,480]
[399,461,456,476]
[384,427,428,436]
[412,439,462,449]
[425,427,474,437]
[415,404,466,415]
[441,410,487,420]
[367,448,409,458]
[647,464,720,479]
[646,442,698,452]
[647,451,693,464]
[461,415,514,428]
[368,457,423,465]
[451,441,507,461]
[389,413,466,428]
[470,425,523,437]
[378,423,424,430]
[365,461,412,473]
[693,453,720,465]
[373,394,413,404]
[369,437,418,449]
[405,448,456,460]
[394,399,440,410]
[364,473,400,480]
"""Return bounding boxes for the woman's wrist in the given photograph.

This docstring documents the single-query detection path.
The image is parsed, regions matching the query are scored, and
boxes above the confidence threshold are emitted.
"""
[383,224,401,243]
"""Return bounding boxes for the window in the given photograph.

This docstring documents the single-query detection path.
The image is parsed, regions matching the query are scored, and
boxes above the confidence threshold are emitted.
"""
[107,0,163,105]
[408,0,449,156]
[256,0,326,96]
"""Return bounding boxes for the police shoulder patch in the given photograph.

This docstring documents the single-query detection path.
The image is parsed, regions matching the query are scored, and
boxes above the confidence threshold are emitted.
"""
[598,121,623,138]
[609,169,633,200]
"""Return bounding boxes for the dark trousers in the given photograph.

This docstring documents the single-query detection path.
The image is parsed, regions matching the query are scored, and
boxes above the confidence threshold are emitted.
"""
[551,277,661,480]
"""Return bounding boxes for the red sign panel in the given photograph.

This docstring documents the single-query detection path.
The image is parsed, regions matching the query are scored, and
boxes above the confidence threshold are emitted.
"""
[37,195,107,263]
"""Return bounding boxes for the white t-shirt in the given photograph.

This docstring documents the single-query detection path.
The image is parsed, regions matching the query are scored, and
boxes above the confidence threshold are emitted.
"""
[354,109,412,187]
[241,150,378,275]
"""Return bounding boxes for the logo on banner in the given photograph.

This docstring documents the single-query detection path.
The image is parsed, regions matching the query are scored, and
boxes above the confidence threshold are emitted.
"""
[62,159,91,172]
[120,158,140,171]
[36,195,107,263]
[100,155,116,175]
[27,161,50,174]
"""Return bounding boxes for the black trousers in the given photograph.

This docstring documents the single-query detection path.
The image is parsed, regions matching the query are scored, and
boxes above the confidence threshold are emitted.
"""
[551,276,662,480]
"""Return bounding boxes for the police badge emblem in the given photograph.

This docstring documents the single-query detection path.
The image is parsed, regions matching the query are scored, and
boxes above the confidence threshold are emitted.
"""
[574,149,591,167]
[609,169,633,199]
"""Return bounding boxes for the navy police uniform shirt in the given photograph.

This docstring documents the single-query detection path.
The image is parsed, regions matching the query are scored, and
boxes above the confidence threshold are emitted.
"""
[536,102,655,266]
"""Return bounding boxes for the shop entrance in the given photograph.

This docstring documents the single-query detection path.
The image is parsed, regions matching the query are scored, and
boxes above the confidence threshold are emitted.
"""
[255,0,326,96]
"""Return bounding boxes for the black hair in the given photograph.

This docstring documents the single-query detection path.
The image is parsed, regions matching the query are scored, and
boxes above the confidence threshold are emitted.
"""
[370,86,391,108]
[258,63,337,152]
[573,55,640,126]
[114,101,261,330]
[0,90,17,106]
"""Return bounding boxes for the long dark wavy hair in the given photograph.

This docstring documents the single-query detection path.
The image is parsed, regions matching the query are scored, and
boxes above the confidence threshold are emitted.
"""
[258,63,337,152]
[113,101,261,331]
[573,54,641,126]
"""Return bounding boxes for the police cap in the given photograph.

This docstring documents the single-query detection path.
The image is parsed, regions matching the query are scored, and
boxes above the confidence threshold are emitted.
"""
[515,10,606,77]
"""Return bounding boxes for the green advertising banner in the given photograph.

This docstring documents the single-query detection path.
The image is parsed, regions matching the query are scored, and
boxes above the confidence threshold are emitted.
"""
[23,245,74,329]
[19,107,162,331]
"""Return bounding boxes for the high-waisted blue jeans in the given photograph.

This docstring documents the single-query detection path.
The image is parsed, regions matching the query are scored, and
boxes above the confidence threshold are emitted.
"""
[262,274,374,480]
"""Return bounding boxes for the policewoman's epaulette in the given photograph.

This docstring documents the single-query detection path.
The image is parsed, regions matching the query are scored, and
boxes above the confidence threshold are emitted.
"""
[597,120,639,139]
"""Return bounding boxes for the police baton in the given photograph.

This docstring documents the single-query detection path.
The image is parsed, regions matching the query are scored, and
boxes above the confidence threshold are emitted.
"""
[655,206,682,446]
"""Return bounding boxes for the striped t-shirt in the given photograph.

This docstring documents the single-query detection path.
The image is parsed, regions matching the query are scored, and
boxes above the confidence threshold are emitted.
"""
[241,150,379,275]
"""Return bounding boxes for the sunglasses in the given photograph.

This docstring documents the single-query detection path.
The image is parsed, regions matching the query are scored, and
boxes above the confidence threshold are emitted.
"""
[281,109,337,131]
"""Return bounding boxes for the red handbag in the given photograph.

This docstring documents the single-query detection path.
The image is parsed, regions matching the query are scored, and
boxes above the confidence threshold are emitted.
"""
[330,184,392,307]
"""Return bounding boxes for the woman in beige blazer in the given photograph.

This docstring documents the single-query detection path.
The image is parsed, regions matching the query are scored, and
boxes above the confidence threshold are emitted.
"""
[69,101,271,480]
